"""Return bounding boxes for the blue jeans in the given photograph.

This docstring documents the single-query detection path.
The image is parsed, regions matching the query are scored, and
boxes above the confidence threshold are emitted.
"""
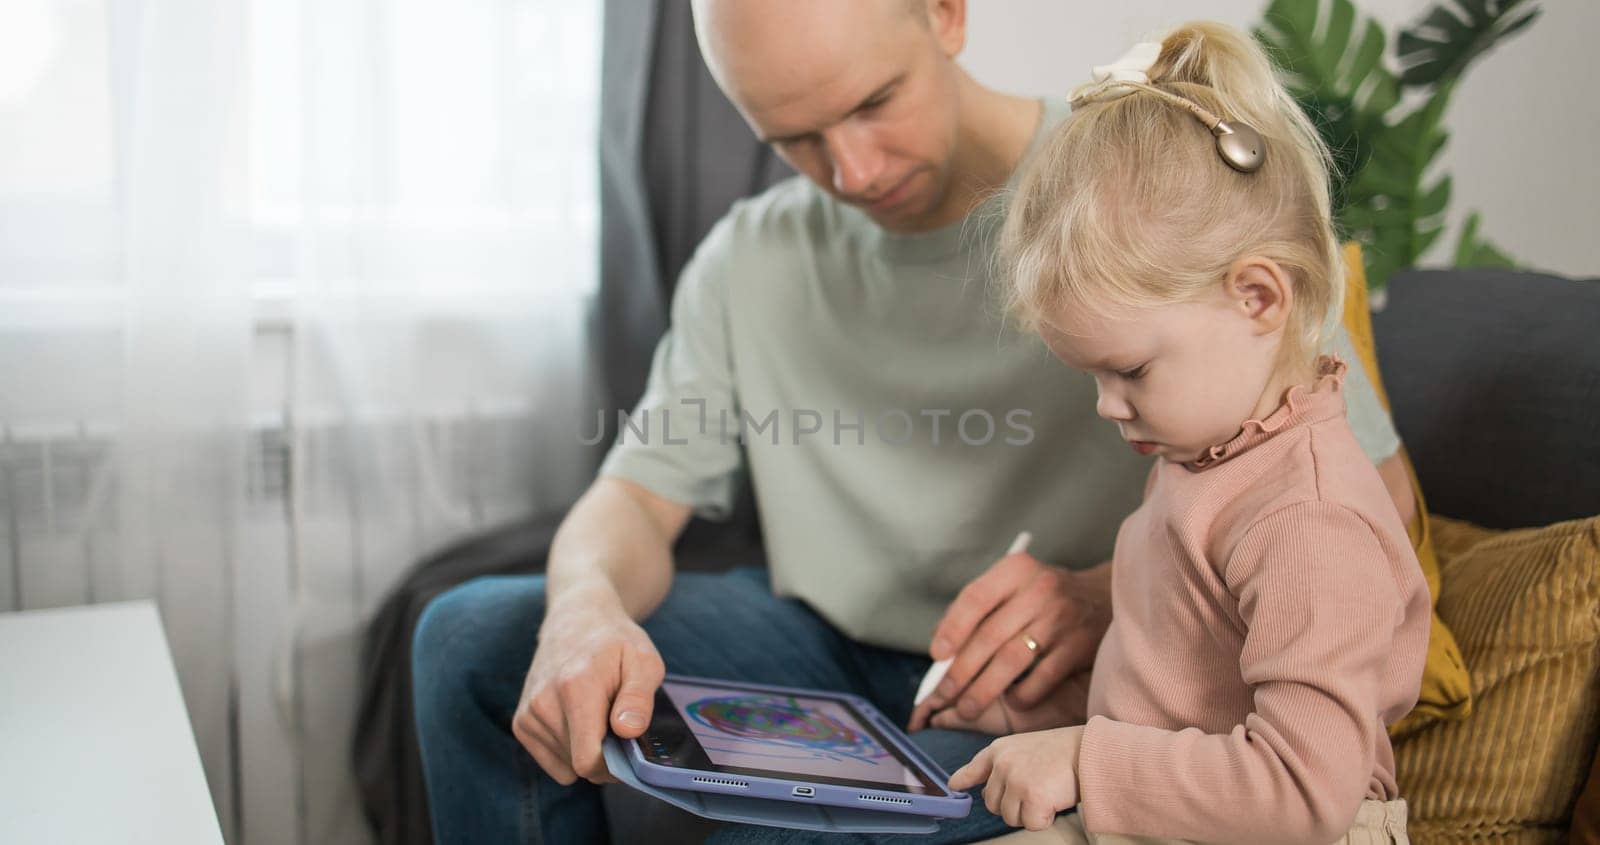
[413,567,1014,844]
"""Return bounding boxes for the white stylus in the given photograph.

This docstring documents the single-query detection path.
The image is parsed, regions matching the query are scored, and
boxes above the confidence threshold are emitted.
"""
[913,531,1033,707]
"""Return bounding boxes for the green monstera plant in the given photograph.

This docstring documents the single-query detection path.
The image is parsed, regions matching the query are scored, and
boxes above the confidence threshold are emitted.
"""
[1254,0,1540,291]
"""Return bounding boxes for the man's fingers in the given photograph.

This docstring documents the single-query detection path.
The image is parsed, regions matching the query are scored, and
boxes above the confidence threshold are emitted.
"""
[1006,639,1081,707]
[907,700,934,733]
[940,578,1048,697]
[965,580,1048,659]
[535,738,579,786]
[931,698,1012,735]
[561,679,614,784]
[955,634,1038,719]
[930,553,1036,659]
[538,744,580,786]
[931,707,985,733]
[528,691,572,756]
[1010,623,1098,706]
[610,646,665,737]
[514,715,578,785]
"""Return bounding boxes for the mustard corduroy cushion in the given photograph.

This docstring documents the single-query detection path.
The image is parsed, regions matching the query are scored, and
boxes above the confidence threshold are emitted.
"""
[1395,514,1600,843]
[1569,747,1600,845]
[1339,243,1473,737]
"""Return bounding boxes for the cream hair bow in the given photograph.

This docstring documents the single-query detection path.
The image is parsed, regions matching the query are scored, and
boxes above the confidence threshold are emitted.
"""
[1069,41,1162,109]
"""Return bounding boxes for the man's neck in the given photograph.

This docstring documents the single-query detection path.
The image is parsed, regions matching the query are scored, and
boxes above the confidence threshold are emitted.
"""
[918,74,1043,231]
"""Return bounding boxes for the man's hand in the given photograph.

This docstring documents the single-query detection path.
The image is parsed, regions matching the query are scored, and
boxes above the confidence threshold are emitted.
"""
[928,670,1091,736]
[948,726,1086,831]
[511,583,665,786]
[909,555,1110,731]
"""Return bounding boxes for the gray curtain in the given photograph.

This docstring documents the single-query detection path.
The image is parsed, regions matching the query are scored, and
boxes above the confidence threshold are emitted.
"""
[594,0,792,423]
[355,2,789,842]
[592,0,791,558]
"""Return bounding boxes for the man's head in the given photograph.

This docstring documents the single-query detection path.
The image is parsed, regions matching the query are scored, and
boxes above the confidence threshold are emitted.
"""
[692,0,969,232]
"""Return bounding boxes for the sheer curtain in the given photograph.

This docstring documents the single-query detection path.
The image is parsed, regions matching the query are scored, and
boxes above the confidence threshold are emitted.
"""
[0,1,600,842]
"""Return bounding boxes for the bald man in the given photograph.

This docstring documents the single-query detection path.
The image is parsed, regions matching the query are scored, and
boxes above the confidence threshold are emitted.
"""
[411,2,1414,842]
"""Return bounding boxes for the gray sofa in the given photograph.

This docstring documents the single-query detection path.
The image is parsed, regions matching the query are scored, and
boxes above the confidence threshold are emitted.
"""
[1371,267,1600,530]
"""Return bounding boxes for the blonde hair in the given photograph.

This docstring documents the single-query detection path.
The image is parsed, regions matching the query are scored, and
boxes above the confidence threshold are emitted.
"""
[999,21,1343,368]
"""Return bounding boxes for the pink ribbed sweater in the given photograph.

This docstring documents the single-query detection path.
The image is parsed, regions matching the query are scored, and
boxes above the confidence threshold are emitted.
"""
[1075,359,1430,844]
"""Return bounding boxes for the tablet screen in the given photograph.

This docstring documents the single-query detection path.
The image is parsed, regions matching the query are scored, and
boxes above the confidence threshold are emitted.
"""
[640,679,941,794]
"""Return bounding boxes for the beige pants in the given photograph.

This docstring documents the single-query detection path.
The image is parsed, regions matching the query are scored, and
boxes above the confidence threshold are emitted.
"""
[985,798,1409,845]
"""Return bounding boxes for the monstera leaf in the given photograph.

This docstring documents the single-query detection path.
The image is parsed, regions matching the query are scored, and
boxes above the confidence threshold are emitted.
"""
[1453,211,1517,268]
[1398,0,1541,87]
[1255,0,1399,214]
[1254,0,1538,290]
[1342,86,1454,291]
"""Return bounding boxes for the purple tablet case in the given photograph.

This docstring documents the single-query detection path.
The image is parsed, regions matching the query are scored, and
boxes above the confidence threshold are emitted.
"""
[603,736,941,834]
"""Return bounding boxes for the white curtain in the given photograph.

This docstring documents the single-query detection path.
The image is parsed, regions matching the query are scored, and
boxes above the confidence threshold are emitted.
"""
[0,1,600,842]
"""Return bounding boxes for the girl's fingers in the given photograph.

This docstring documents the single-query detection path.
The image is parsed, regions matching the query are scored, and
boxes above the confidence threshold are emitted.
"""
[947,747,993,792]
[1001,789,1024,828]
[983,777,1005,817]
[1023,800,1057,831]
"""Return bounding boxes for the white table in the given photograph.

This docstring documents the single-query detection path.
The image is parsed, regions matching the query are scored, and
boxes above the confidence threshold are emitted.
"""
[0,600,224,844]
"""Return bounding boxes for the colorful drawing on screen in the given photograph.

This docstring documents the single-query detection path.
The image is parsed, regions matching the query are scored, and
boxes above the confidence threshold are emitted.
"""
[686,695,889,765]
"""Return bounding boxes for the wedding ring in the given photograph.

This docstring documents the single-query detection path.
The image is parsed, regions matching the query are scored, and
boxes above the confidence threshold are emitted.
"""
[1021,632,1040,653]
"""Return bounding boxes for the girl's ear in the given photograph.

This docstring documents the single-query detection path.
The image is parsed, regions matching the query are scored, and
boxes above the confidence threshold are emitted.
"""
[1224,256,1294,336]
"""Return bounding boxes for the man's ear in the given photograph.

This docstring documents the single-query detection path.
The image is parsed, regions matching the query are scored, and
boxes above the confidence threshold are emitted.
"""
[1224,256,1294,336]
[926,0,967,57]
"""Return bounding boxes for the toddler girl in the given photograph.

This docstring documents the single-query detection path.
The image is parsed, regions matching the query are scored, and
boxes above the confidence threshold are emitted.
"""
[945,21,1429,845]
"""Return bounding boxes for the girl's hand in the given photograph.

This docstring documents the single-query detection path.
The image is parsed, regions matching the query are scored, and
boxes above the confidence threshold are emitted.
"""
[947,726,1086,831]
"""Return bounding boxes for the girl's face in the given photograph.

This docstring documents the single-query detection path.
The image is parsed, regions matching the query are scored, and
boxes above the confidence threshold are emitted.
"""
[1037,275,1290,464]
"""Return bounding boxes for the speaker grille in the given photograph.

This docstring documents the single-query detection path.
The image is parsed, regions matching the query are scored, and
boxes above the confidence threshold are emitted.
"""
[692,776,749,789]
[857,793,912,806]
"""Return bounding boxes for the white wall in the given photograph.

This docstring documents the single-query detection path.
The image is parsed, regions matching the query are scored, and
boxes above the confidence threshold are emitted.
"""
[960,0,1600,279]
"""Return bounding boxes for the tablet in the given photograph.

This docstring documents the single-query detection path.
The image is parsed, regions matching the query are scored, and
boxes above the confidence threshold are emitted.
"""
[624,675,971,819]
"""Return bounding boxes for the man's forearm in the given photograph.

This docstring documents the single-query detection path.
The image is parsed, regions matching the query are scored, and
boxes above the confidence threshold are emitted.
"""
[546,478,688,623]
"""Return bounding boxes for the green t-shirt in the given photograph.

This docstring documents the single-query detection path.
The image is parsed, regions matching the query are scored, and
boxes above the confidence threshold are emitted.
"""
[599,98,1400,654]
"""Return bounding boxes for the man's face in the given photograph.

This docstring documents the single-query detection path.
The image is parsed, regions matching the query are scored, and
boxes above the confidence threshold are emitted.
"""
[695,0,965,232]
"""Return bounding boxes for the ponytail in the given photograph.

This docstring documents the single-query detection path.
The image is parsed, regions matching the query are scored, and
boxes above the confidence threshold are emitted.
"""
[1000,21,1344,368]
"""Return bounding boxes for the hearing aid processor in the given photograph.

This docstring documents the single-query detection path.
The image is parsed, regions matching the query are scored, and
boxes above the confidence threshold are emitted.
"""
[1067,41,1267,174]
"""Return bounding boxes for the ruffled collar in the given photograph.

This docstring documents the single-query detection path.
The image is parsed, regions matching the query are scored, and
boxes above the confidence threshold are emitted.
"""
[1186,356,1348,471]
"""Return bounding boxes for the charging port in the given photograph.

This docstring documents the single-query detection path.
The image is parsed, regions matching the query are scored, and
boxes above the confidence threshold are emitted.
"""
[792,786,815,798]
